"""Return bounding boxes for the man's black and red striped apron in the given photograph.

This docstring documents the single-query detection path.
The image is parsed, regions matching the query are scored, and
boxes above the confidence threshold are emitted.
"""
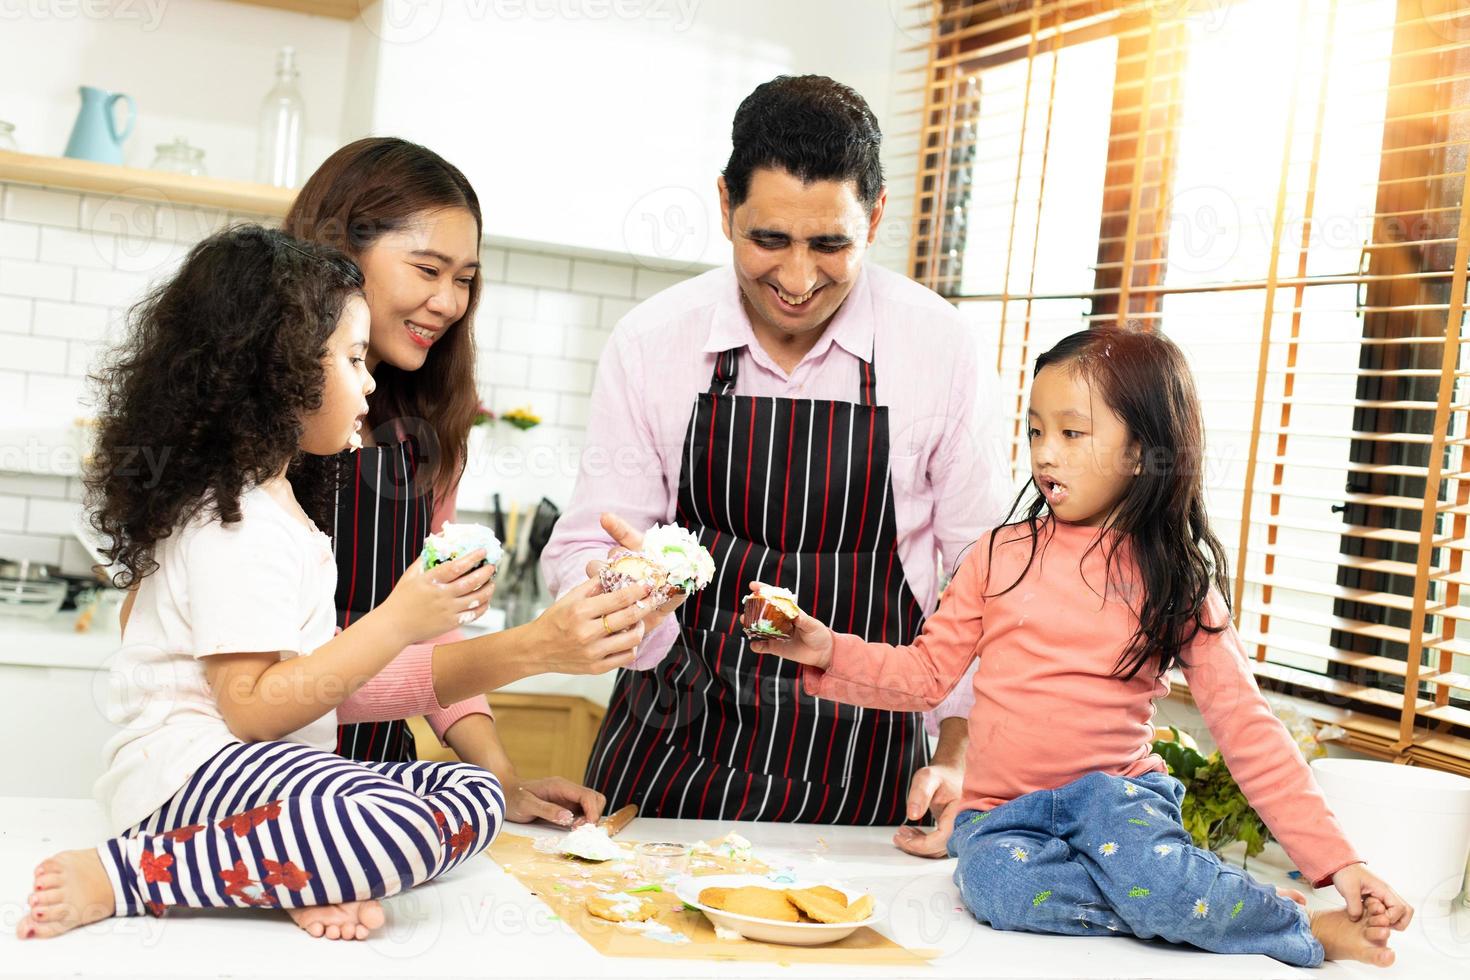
[583,346,929,824]
[331,438,433,764]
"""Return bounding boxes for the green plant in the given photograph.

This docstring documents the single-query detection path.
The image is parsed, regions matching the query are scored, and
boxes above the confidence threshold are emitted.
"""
[1152,728,1271,866]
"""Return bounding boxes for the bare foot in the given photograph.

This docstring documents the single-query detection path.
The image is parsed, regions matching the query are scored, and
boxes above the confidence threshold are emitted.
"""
[1278,886,1308,906]
[286,899,386,940]
[16,849,115,939]
[1311,897,1395,967]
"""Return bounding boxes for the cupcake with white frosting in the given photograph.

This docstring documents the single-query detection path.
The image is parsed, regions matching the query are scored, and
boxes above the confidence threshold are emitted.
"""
[422,522,503,571]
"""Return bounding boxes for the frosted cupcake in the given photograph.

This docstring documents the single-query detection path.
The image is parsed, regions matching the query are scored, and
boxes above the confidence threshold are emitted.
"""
[598,550,671,602]
[741,583,802,640]
[423,522,503,571]
[641,524,715,595]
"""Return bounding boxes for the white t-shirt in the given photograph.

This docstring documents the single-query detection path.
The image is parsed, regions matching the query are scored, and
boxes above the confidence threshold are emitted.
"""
[94,484,339,832]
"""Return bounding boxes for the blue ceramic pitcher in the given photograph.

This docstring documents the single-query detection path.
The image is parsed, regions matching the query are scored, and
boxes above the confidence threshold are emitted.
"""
[63,86,136,165]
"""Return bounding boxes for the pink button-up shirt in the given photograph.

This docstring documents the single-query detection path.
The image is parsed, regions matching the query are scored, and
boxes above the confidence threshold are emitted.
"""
[542,263,1014,731]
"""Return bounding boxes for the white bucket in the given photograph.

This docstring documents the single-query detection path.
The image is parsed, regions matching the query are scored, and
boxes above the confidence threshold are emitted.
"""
[1311,758,1470,909]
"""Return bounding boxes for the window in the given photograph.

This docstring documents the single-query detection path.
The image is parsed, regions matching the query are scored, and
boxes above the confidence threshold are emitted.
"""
[904,0,1470,773]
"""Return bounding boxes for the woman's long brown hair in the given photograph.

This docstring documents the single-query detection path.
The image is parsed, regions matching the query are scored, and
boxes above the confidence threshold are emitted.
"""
[282,137,482,496]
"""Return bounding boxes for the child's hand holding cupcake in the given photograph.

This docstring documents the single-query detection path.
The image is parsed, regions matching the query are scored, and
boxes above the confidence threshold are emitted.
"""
[743,581,834,669]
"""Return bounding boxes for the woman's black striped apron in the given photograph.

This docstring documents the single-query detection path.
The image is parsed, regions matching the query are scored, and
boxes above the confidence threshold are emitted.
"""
[331,438,433,764]
[584,346,929,824]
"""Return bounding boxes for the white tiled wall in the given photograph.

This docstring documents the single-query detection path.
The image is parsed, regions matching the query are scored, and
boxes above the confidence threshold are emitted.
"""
[0,180,698,578]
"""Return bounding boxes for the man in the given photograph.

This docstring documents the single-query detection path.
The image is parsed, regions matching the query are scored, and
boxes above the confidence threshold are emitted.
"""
[542,75,1010,856]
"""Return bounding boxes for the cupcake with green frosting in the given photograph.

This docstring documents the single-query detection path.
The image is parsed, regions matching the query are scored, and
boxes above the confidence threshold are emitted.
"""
[423,522,503,571]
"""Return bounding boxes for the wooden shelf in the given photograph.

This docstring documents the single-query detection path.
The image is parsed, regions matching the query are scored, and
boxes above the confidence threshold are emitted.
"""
[224,0,363,19]
[0,151,296,217]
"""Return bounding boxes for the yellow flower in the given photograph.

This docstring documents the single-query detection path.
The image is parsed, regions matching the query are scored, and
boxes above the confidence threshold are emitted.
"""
[1123,783,1139,797]
[1009,846,1029,863]
[1099,841,1119,857]
[1192,898,1209,919]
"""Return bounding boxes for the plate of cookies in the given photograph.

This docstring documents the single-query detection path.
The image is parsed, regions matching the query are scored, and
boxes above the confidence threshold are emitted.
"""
[674,874,881,946]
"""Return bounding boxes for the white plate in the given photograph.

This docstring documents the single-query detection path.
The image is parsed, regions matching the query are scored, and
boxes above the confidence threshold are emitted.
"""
[674,873,883,947]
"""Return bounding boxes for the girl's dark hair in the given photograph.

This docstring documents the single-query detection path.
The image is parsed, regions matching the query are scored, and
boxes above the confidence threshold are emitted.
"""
[723,75,884,210]
[86,225,364,588]
[282,136,482,497]
[988,326,1231,681]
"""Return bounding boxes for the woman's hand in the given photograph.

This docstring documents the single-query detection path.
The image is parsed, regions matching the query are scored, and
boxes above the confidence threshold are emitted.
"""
[522,577,653,675]
[590,512,689,630]
[379,549,496,645]
[502,776,608,828]
[1332,863,1413,929]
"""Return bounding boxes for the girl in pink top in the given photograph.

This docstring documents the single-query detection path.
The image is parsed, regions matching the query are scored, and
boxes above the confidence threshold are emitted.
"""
[754,327,1411,968]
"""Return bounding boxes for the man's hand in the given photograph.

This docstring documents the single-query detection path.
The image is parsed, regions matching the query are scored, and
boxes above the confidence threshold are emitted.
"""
[585,512,688,629]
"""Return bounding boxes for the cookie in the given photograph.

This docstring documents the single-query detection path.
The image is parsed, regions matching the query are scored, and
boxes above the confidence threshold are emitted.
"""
[786,887,874,924]
[718,886,801,922]
[698,886,731,908]
[586,891,659,923]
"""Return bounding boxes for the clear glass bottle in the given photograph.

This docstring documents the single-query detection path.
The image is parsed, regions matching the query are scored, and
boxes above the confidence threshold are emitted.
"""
[0,121,18,152]
[255,46,305,187]
[151,137,206,176]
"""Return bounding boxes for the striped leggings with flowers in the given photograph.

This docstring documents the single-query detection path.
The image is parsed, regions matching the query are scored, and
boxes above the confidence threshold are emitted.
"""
[97,740,503,917]
[948,770,1323,967]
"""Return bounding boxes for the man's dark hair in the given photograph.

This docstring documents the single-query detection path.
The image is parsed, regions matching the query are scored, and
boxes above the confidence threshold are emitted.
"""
[723,75,884,210]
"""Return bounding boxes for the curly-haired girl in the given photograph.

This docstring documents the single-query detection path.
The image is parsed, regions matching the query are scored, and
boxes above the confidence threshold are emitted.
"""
[17,225,506,942]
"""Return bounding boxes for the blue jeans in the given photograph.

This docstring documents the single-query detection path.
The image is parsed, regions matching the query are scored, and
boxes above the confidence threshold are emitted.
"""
[948,771,1323,967]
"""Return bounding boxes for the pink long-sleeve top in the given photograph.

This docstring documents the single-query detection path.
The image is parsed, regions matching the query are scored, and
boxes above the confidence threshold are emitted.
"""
[801,520,1362,887]
[539,263,1016,734]
[336,476,492,744]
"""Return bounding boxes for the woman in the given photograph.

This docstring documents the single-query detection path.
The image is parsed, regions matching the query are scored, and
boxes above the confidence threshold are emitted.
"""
[284,137,652,827]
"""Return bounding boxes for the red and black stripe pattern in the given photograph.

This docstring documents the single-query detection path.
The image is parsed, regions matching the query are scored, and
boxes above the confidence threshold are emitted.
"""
[330,438,434,764]
[584,348,929,824]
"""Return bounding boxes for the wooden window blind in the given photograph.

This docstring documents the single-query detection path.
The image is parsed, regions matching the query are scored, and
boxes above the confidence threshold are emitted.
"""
[899,0,1470,774]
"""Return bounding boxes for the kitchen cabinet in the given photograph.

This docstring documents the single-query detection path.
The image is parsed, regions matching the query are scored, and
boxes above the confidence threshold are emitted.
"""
[409,693,606,783]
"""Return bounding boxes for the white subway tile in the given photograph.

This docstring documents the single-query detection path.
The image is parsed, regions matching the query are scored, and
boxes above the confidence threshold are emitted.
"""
[599,296,638,328]
[3,186,81,228]
[24,374,87,417]
[67,340,101,377]
[39,227,116,270]
[0,259,73,301]
[480,247,508,282]
[81,196,224,248]
[480,351,530,386]
[0,474,69,499]
[34,301,107,341]
[534,289,600,327]
[496,318,563,357]
[0,494,25,533]
[633,267,689,300]
[0,370,23,405]
[0,531,63,565]
[24,497,79,536]
[0,333,68,373]
[0,222,39,260]
[528,356,594,395]
[59,538,99,577]
[0,296,31,334]
[74,267,151,308]
[468,316,499,351]
[483,282,537,319]
[506,251,571,290]
[563,325,610,362]
[559,393,591,428]
[571,260,635,298]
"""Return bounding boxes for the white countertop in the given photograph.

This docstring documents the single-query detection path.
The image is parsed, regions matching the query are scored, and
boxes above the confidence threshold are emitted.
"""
[1,796,1464,979]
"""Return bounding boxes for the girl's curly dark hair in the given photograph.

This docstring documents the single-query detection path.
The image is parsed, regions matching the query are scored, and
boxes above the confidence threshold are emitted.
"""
[86,224,364,588]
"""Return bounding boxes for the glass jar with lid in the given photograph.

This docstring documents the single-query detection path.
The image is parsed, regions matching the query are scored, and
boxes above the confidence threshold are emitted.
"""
[151,137,206,176]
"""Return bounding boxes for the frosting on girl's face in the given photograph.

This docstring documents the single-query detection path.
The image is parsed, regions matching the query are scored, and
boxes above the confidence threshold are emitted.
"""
[1026,364,1139,528]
